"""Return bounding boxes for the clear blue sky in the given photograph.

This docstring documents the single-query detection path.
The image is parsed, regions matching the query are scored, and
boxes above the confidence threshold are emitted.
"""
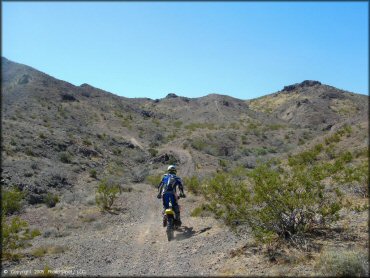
[2,2,368,99]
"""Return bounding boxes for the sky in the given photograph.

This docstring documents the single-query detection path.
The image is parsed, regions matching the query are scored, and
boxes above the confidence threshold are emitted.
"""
[2,1,369,100]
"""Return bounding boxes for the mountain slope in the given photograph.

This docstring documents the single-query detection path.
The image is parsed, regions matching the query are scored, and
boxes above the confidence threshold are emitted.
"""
[1,57,368,276]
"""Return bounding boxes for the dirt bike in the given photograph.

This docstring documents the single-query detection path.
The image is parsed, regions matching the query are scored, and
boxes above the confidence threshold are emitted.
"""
[163,194,185,241]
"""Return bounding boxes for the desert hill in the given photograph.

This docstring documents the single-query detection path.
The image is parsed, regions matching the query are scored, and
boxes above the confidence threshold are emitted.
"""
[1,57,368,276]
[2,56,368,203]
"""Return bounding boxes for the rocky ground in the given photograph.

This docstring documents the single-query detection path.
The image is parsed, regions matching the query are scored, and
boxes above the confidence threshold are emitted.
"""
[3,178,368,277]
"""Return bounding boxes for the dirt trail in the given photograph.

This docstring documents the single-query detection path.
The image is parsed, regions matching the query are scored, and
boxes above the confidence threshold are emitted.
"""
[4,149,251,276]
[7,180,247,276]
[159,146,196,177]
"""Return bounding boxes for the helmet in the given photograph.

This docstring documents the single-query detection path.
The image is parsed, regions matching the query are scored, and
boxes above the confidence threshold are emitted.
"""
[167,165,177,174]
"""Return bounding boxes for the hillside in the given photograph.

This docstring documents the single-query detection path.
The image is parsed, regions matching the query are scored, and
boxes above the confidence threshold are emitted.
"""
[1,57,368,276]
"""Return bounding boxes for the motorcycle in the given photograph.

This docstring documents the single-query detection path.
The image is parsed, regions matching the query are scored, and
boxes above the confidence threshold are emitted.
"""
[163,194,184,241]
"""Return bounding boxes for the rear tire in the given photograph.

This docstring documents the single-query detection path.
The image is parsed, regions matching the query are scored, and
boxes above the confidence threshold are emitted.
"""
[166,217,174,241]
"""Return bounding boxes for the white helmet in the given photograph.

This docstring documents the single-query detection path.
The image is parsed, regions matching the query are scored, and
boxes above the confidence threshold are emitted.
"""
[167,165,177,174]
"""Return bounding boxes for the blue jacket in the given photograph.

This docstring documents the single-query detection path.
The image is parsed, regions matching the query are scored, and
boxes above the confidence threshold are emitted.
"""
[158,173,184,195]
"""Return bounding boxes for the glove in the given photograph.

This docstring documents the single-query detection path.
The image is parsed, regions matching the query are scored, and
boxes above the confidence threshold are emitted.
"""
[157,194,162,199]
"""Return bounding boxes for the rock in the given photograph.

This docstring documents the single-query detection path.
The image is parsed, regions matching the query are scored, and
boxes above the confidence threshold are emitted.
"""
[61,93,78,102]
[166,93,178,98]
[78,146,100,157]
[282,80,321,92]
[151,153,178,164]
[27,193,44,204]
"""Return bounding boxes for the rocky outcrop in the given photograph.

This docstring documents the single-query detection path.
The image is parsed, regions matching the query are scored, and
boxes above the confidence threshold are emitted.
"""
[282,80,322,92]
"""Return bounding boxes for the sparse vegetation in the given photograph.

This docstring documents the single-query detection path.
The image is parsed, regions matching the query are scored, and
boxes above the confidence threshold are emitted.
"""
[199,126,359,247]
[146,174,162,187]
[44,193,59,208]
[148,148,158,157]
[95,178,122,210]
[83,138,92,146]
[2,58,369,274]
[183,175,201,195]
[173,120,183,128]
[185,122,216,131]
[89,169,98,179]
[2,187,24,215]
[315,249,369,277]
[59,151,72,163]
[31,245,67,258]
[2,216,41,260]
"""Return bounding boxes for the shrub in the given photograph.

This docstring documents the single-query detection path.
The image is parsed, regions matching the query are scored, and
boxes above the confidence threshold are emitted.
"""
[200,129,356,246]
[10,138,17,146]
[146,174,162,188]
[148,148,158,157]
[25,148,35,156]
[185,122,216,131]
[219,159,228,168]
[2,215,41,260]
[83,138,92,146]
[201,171,251,225]
[190,204,212,217]
[59,152,72,163]
[2,187,24,215]
[183,175,201,195]
[31,245,66,258]
[315,249,369,277]
[44,193,59,208]
[95,178,122,210]
[246,161,342,243]
[173,120,183,128]
[113,148,121,155]
[89,169,97,179]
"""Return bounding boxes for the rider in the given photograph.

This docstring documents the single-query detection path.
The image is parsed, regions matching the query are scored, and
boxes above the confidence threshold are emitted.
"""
[157,165,186,226]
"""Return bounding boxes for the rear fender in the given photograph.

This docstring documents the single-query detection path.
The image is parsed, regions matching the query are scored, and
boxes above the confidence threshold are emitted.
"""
[165,208,175,216]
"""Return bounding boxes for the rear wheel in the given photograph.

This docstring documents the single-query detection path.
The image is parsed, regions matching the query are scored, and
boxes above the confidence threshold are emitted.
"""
[166,217,174,241]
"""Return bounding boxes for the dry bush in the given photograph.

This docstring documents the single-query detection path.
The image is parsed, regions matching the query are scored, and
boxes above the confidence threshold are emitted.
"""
[315,248,369,277]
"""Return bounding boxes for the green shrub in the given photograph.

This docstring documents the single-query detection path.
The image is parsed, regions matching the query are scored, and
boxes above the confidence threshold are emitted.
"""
[191,138,206,151]
[338,158,368,197]
[190,204,212,217]
[95,178,122,210]
[185,122,216,131]
[201,171,251,225]
[246,161,342,243]
[25,148,35,156]
[89,169,97,179]
[315,249,368,277]
[44,193,59,208]
[2,215,41,260]
[148,148,158,157]
[173,120,183,128]
[31,245,67,258]
[113,148,122,155]
[183,176,201,195]
[114,111,124,118]
[59,152,72,163]
[146,174,162,188]
[219,159,228,168]
[83,138,92,146]
[10,138,17,146]
[200,130,358,245]
[2,187,24,215]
